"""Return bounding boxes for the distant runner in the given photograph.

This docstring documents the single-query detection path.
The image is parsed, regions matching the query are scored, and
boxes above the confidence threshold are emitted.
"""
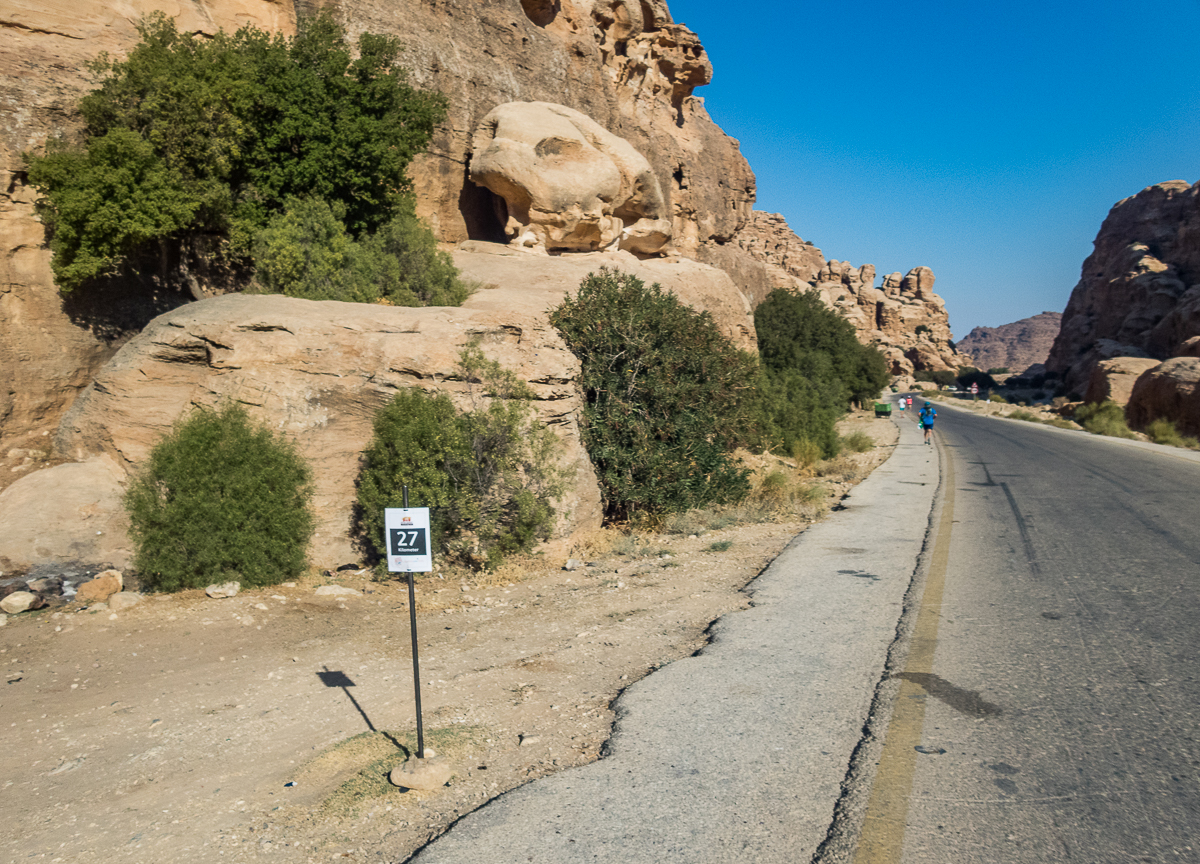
[919,401,937,445]
[897,395,906,411]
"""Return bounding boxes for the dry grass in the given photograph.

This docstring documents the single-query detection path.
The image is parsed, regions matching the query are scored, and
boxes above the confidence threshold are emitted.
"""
[296,725,491,818]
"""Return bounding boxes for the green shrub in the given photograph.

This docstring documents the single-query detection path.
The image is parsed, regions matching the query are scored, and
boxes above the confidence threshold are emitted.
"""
[755,288,890,407]
[1145,418,1200,449]
[356,346,566,571]
[914,369,956,388]
[124,403,314,591]
[839,430,874,453]
[1009,410,1041,423]
[987,367,1009,375]
[549,268,755,521]
[988,393,1007,403]
[706,540,733,552]
[792,438,824,470]
[1074,401,1136,439]
[25,12,447,293]
[253,197,474,306]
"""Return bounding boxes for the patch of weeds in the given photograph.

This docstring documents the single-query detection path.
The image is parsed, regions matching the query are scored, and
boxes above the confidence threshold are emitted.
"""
[1074,401,1136,439]
[1009,410,1042,423]
[1045,417,1077,430]
[706,540,733,552]
[610,534,645,557]
[815,456,862,482]
[297,725,488,818]
[1145,418,1200,449]
[791,439,823,473]
[988,393,1007,403]
[660,560,680,568]
[838,430,874,453]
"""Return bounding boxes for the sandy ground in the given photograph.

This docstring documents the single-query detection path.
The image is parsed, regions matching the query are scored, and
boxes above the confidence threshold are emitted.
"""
[0,413,898,864]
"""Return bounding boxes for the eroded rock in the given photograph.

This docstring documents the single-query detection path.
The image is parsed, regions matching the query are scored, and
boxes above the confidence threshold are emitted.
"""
[206,582,241,599]
[1047,180,1200,394]
[470,102,672,255]
[1084,357,1163,406]
[0,591,37,615]
[1126,357,1200,437]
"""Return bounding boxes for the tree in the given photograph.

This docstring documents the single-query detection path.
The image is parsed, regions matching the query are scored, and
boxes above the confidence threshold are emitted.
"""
[25,12,448,293]
[752,289,889,456]
[550,268,756,520]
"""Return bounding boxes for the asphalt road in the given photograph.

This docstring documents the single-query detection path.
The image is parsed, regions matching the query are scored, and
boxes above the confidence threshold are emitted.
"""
[855,406,1200,864]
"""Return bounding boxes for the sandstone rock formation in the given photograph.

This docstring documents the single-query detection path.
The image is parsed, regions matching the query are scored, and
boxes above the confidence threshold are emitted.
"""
[0,246,750,570]
[48,292,598,568]
[708,212,959,376]
[1046,180,1200,394]
[0,456,132,571]
[1083,357,1162,406]
[0,0,298,450]
[1126,357,1200,437]
[469,102,671,255]
[1,0,756,448]
[956,311,1063,373]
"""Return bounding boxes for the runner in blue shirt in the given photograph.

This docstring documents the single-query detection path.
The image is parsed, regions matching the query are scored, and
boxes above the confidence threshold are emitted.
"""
[919,402,937,445]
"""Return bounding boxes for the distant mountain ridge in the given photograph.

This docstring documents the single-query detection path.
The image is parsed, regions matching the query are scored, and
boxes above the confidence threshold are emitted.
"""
[956,311,1062,372]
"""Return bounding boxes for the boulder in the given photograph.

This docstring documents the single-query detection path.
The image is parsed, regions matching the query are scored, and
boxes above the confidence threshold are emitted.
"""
[75,570,123,604]
[0,457,131,572]
[1126,357,1200,437]
[390,756,452,790]
[205,582,241,599]
[469,102,672,255]
[0,591,37,615]
[1084,357,1163,406]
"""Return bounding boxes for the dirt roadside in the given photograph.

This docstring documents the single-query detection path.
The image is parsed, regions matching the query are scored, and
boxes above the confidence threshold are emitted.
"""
[0,413,898,864]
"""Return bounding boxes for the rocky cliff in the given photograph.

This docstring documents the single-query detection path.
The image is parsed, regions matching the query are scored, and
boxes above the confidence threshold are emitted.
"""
[707,212,960,376]
[0,0,758,451]
[0,0,962,569]
[955,311,1062,373]
[1046,180,1200,393]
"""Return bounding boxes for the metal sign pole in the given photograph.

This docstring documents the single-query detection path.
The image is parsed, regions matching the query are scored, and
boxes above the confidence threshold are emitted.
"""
[401,485,426,760]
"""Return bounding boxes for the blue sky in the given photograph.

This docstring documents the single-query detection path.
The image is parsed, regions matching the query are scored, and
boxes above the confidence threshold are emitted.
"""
[670,0,1200,337]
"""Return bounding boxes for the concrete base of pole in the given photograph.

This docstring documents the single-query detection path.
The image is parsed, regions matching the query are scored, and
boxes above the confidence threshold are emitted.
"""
[390,757,452,791]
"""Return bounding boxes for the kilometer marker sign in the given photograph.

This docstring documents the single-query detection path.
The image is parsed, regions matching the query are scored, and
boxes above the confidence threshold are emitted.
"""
[385,508,432,573]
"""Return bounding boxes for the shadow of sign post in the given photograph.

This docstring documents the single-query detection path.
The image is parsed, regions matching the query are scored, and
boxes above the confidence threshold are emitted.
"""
[316,667,376,731]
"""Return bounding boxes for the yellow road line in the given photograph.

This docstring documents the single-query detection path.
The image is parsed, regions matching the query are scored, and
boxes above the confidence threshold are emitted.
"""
[852,446,956,864]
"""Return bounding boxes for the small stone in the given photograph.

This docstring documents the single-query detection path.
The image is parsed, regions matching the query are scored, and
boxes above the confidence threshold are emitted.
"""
[0,591,35,614]
[519,735,540,746]
[563,559,584,571]
[255,603,268,611]
[314,585,360,597]
[108,592,143,612]
[205,581,240,599]
[281,582,297,588]
[241,616,255,626]
[88,602,109,612]
[389,756,451,790]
